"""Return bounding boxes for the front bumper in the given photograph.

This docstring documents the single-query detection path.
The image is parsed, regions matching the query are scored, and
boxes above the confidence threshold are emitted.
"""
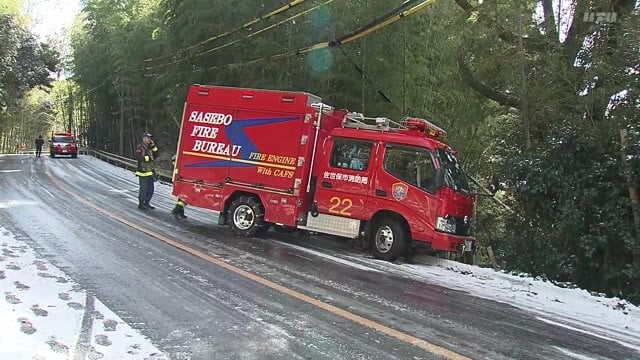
[52,149,77,154]
[431,231,476,253]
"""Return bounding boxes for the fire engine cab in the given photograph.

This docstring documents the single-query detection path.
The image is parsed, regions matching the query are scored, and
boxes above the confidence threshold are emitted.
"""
[173,85,476,260]
[49,132,78,158]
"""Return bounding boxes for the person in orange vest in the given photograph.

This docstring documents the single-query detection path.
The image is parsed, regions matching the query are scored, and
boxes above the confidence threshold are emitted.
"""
[134,133,159,210]
[171,155,187,219]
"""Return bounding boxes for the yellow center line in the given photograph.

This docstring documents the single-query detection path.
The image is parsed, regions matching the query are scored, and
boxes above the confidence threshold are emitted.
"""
[182,151,297,171]
[47,171,469,360]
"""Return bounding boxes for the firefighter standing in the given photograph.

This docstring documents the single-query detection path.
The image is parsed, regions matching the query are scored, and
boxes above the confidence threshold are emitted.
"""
[134,133,159,210]
[171,155,187,219]
[35,135,44,158]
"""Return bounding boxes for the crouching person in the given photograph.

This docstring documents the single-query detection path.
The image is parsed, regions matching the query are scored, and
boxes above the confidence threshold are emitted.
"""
[171,155,187,220]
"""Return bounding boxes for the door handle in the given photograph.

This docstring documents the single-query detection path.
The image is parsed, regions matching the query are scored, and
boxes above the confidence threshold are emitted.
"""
[322,181,332,188]
[375,189,387,197]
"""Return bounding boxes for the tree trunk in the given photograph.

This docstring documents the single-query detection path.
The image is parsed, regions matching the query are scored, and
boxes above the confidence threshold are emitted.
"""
[67,85,74,133]
[620,129,640,269]
[119,92,124,156]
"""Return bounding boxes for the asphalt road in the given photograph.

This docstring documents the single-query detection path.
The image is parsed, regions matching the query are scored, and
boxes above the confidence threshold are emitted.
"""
[0,154,636,360]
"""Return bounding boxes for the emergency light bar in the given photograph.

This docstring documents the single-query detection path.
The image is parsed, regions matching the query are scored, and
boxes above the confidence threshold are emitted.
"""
[402,117,446,138]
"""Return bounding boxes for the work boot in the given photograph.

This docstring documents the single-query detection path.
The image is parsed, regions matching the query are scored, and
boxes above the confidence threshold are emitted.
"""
[172,206,186,220]
[145,202,155,210]
[138,204,150,210]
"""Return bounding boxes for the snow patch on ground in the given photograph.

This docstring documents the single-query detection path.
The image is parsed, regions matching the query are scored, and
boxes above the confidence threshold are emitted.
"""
[340,253,640,353]
[551,346,599,360]
[0,225,168,359]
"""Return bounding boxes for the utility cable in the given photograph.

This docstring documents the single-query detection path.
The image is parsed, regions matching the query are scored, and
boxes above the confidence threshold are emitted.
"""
[144,0,308,63]
[146,0,335,70]
[199,0,436,73]
[338,47,400,110]
[192,0,437,107]
[145,0,433,71]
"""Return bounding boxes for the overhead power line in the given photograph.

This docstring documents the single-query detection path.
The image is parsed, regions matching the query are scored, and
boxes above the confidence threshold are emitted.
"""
[188,0,436,106]
[145,0,335,70]
[198,0,435,71]
[144,0,309,64]
[336,0,435,46]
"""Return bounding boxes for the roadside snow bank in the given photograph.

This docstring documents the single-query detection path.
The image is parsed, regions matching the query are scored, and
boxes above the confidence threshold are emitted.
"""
[345,253,640,352]
[0,226,167,359]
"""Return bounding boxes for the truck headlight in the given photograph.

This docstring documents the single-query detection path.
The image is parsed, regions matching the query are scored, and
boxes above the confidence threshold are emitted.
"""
[436,217,457,234]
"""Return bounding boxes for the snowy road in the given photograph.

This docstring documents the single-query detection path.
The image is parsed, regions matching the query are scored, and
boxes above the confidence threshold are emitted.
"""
[0,154,638,360]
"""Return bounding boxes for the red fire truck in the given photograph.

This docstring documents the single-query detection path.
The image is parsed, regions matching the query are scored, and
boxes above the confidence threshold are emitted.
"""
[172,85,477,260]
[49,131,78,158]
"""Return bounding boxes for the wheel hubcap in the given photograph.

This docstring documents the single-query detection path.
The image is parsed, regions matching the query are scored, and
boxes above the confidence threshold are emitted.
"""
[375,225,394,253]
[233,205,254,230]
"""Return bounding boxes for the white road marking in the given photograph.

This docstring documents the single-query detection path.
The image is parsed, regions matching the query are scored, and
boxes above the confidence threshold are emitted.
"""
[537,317,640,352]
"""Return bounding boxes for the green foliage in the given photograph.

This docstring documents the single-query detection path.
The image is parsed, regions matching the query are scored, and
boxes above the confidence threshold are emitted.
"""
[0,13,59,109]
[0,0,22,16]
[494,120,639,301]
[0,5,60,153]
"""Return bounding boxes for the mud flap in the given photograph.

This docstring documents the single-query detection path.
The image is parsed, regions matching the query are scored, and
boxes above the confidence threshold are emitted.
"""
[217,212,227,225]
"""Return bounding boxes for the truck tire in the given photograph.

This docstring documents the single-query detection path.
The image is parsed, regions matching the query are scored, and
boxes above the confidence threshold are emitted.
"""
[71,153,77,158]
[371,217,408,261]
[50,152,55,158]
[228,196,267,237]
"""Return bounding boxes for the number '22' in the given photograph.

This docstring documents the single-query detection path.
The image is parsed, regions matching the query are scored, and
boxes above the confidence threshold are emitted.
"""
[328,197,352,216]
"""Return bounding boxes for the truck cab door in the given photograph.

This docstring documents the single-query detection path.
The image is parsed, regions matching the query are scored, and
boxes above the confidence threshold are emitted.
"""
[313,137,375,220]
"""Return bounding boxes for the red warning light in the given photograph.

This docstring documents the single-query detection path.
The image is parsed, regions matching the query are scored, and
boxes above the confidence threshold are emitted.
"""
[402,117,446,138]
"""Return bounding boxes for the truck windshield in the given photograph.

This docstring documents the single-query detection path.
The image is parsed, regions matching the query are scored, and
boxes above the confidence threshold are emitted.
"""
[53,136,74,143]
[436,149,471,193]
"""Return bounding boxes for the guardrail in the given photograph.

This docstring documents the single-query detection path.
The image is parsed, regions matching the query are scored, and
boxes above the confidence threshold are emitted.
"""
[8,147,173,182]
[79,148,174,182]
[15,149,37,154]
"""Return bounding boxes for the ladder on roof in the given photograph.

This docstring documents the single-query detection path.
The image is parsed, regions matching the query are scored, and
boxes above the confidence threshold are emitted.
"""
[310,102,334,113]
[310,102,407,132]
[342,112,406,132]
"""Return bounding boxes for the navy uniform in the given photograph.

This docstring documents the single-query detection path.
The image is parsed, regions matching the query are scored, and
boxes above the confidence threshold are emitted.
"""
[134,133,159,210]
[35,135,44,157]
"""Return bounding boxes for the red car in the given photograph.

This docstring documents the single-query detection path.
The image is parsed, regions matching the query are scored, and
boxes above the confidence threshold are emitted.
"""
[49,132,78,158]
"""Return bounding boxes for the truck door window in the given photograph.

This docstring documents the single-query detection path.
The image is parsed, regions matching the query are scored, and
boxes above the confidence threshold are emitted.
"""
[384,145,436,192]
[329,138,372,171]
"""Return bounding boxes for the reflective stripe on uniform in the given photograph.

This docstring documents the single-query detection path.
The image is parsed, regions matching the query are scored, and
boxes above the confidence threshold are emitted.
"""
[144,155,150,161]
[151,146,158,152]
[135,171,154,177]
[177,200,186,207]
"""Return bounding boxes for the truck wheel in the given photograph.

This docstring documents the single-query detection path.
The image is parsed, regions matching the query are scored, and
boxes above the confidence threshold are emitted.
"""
[228,196,267,237]
[71,153,77,158]
[371,217,408,261]
[50,153,55,158]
